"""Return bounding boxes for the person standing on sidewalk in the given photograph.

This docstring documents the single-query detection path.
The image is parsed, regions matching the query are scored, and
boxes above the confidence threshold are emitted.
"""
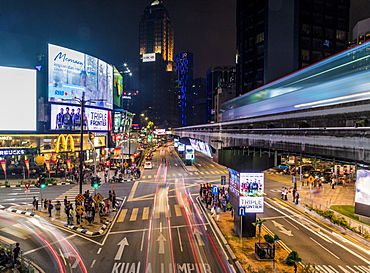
[292,188,297,202]
[331,178,335,189]
[295,190,300,204]
[11,243,20,268]
[55,201,61,218]
[32,196,38,212]
[48,200,53,217]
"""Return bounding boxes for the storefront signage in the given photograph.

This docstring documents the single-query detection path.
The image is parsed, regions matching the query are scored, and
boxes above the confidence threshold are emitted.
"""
[0,149,27,156]
[0,136,12,140]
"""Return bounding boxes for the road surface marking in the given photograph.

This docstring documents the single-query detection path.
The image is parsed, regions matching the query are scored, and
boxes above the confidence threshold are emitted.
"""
[142,207,149,220]
[117,209,127,222]
[0,235,16,245]
[310,238,339,259]
[177,227,183,252]
[174,204,182,217]
[130,208,138,221]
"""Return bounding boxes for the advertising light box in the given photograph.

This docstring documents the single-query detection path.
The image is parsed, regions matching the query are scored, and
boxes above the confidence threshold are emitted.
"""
[0,66,36,131]
[355,170,370,217]
[50,104,112,131]
[142,53,156,62]
[189,138,212,158]
[48,44,113,109]
[228,169,265,213]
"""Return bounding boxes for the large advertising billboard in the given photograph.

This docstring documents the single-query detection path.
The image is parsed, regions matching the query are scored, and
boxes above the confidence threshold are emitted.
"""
[189,138,213,158]
[0,66,36,131]
[113,66,123,107]
[50,104,112,131]
[48,44,113,109]
[228,169,265,213]
[355,170,370,217]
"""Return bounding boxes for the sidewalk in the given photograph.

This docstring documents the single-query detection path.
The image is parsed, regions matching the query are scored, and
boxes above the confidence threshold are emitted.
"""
[266,173,370,241]
[6,203,118,236]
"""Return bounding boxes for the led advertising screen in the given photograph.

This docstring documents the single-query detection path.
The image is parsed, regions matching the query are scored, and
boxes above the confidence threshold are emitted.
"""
[113,66,123,107]
[0,66,36,131]
[48,44,113,109]
[142,53,156,62]
[189,138,212,158]
[228,169,264,213]
[355,170,370,217]
[50,104,112,131]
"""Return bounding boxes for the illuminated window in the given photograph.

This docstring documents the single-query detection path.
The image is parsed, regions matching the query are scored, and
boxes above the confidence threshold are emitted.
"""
[256,32,264,44]
[301,50,310,61]
[336,30,347,41]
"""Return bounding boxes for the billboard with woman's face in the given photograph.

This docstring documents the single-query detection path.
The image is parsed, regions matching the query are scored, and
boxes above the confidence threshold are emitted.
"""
[48,44,113,109]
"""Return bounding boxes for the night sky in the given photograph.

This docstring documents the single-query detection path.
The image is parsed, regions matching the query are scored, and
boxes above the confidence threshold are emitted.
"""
[0,0,369,80]
[0,0,236,79]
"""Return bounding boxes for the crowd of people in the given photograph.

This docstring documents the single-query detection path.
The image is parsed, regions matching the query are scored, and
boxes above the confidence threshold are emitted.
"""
[32,189,117,226]
[199,183,232,221]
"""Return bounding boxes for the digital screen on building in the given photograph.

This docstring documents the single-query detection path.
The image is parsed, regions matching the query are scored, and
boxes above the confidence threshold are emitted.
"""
[0,66,36,131]
[113,66,123,107]
[228,169,264,213]
[48,44,113,109]
[50,104,112,131]
[189,138,212,158]
[142,53,156,62]
[355,170,370,217]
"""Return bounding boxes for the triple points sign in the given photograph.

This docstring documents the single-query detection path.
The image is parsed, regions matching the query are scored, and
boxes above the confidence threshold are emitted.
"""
[228,169,265,213]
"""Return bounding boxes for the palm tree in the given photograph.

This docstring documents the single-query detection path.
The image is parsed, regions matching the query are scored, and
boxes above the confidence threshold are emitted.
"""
[252,218,266,243]
[286,251,302,273]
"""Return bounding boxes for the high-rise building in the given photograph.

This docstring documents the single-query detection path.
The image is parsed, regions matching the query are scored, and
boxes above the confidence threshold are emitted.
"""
[191,77,210,125]
[352,17,370,45]
[206,66,236,122]
[236,0,350,95]
[138,1,178,128]
[175,52,194,126]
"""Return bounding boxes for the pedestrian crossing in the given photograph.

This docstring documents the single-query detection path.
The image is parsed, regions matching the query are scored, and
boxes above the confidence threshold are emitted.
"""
[116,204,195,223]
[140,170,228,179]
[312,265,370,273]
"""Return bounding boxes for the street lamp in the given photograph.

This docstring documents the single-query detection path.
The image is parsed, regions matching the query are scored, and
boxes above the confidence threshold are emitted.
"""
[61,94,105,194]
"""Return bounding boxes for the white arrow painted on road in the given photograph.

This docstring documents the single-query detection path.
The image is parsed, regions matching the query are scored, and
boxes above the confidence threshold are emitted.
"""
[272,220,293,236]
[194,228,205,246]
[157,233,167,254]
[114,237,129,260]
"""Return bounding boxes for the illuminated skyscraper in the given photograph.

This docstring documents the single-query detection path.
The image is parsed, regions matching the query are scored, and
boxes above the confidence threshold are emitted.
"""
[138,1,178,128]
[236,0,350,95]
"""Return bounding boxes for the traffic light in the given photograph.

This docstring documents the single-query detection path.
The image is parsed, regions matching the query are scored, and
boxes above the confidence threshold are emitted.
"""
[91,176,101,189]
[39,176,46,189]
[36,176,46,188]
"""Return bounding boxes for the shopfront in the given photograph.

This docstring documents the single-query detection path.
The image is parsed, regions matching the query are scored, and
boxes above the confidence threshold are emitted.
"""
[0,133,107,180]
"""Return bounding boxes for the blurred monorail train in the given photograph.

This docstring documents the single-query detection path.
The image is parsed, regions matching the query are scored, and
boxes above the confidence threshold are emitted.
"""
[220,41,370,122]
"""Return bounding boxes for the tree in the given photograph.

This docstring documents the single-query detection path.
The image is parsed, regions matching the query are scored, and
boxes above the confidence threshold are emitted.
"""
[285,251,302,273]
[252,218,266,243]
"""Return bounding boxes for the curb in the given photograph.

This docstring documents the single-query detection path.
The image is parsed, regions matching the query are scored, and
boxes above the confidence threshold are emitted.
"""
[64,220,110,236]
[5,208,40,217]
[0,182,76,188]
[5,207,112,236]
[196,196,244,273]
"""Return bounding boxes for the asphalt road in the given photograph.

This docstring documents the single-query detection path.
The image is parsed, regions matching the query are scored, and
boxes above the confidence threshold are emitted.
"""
[1,148,369,273]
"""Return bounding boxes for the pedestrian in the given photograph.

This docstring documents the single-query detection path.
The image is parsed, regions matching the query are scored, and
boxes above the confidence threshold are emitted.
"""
[295,190,300,204]
[112,190,116,209]
[68,204,74,225]
[331,178,335,189]
[0,250,8,267]
[292,188,296,202]
[210,206,216,219]
[43,199,48,212]
[55,201,61,218]
[64,196,68,208]
[48,199,53,217]
[32,196,38,212]
[215,205,221,221]
[11,243,20,268]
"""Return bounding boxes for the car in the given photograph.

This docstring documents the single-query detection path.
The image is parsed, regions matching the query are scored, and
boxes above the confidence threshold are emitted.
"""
[145,153,153,160]
[143,162,153,169]
[308,170,325,182]
[291,165,315,176]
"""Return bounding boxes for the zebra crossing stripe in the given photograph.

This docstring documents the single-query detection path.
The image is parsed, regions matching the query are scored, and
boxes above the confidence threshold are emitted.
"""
[117,209,127,223]
[130,208,139,221]
[174,204,182,217]
[142,207,149,220]
[353,265,369,273]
